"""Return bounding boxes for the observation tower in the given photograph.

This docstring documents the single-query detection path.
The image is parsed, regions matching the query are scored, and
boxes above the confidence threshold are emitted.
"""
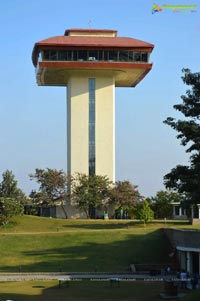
[32,28,154,184]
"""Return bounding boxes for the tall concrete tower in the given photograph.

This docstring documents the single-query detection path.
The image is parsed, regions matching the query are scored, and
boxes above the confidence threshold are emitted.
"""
[32,28,153,215]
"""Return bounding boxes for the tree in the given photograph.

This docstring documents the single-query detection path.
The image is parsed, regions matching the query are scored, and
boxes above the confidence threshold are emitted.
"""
[0,170,26,203]
[29,168,70,218]
[0,197,23,225]
[163,69,200,205]
[149,190,184,219]
[72,173,111,218]
[109,180,141,211]
[137,200,154,225]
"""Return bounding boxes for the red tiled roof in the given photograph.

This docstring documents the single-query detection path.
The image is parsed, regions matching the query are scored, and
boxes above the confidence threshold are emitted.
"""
[32,30,154,67]
[35,36,154,49]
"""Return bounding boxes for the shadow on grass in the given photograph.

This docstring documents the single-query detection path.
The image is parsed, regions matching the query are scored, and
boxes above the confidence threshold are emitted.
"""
[0,229,171,273]
[0,280,166,301]
[62,219,191,231]
[62,220,143,230]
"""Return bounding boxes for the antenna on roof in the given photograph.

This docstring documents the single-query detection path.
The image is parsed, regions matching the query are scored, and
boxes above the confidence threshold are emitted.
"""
[88,18,92,28]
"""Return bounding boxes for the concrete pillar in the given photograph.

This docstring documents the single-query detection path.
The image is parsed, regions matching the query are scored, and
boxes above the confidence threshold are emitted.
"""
[67,74,115,181]
[180,251,186,271]
[173,205,176,217]
[186,251,191,274]
[191,206,194,220]
[199,253,200,276]
[67,76,89,176]
[197,204,200,219]
[179,207,182,217]
[95,75,115,181]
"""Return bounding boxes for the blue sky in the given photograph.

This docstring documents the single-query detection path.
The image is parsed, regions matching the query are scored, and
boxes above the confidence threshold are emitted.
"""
[0,0,199,197]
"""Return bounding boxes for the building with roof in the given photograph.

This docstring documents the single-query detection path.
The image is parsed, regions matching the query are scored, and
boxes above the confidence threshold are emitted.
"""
[165,228,200,277]
[32,28,154,218]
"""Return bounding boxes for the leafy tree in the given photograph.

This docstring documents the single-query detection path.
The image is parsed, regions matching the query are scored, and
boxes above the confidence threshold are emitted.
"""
[137,200,154,225]
[29,168,70,218]
[0,197,23,225]
[72,173,111,218]
[0,170,26,203]
[149,190,184,219]
[163,69,200,205]
[109,180,141,210]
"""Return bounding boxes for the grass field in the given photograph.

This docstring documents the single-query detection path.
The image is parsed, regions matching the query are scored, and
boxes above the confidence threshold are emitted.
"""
[0,215,193,233]
[0,215,187,272]
[0,216,200,300]
[0,280,199,301]
[0,280,176,301]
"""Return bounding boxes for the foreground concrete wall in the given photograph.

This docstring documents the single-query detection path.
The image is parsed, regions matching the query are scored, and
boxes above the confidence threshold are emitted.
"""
[164,228,200,249]
[164,228,200,275]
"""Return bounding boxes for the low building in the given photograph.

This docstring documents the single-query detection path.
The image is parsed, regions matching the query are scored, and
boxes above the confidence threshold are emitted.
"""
[165,228,200,276]
[171,202,187,219]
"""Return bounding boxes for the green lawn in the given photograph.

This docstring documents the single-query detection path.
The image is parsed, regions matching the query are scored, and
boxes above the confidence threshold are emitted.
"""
[0,215,192,233]
[0,216,179,272]
[0,280,199,301]
[0,216,200,300]
[0,280,169,301]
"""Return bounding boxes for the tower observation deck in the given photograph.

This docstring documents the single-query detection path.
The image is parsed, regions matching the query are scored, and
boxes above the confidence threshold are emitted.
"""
[32,28,154,186]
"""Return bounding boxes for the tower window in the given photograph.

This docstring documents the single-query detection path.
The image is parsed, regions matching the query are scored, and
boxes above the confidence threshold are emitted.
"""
[89,78,96,176]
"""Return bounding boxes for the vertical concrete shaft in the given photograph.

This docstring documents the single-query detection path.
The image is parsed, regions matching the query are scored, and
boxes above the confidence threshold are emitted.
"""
[67,74,115,182]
